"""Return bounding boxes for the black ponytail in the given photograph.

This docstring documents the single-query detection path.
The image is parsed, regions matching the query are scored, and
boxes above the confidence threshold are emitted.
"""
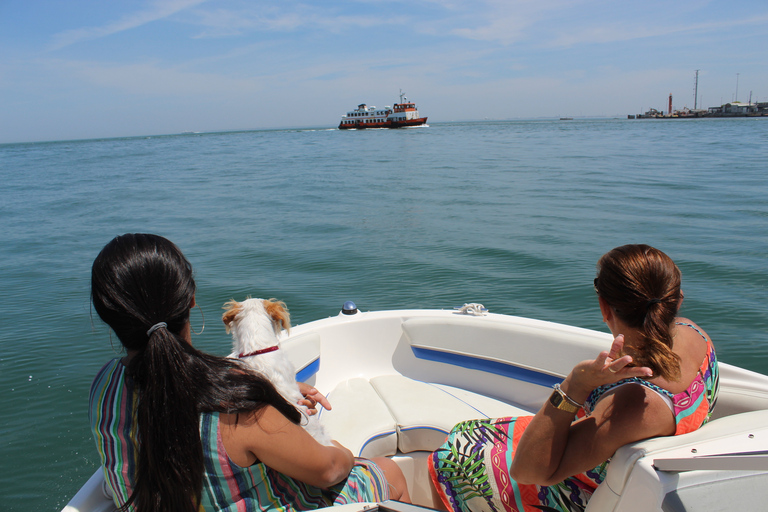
[92,234,300,512]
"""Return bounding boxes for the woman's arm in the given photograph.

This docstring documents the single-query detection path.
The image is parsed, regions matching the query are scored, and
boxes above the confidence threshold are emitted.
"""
[510,335,673,486]
[220,406,354,488]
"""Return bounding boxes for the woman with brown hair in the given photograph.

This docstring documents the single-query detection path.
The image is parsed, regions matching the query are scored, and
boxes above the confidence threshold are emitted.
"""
[429,244,719,512]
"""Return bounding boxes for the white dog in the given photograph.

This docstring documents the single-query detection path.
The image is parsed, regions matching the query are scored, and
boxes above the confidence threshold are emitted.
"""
[222,297,332,445]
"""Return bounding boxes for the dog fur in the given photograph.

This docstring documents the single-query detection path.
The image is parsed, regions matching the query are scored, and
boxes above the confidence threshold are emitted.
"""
[222,297,332,445]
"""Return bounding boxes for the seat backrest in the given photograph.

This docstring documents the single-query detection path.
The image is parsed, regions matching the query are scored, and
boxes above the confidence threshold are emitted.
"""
[587,409,768,511]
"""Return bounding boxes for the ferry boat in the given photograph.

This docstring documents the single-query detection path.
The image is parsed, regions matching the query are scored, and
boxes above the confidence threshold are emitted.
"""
[339,91,427,130]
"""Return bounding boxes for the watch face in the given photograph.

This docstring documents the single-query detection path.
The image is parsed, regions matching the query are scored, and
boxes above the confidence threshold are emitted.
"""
[550,389,577,412]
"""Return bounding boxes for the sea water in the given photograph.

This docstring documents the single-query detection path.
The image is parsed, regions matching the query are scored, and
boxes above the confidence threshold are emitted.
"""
[1,118,767,510]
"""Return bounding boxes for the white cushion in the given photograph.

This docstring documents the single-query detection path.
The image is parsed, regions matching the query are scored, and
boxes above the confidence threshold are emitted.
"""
[370,375,530,453]
[321,378,398,458]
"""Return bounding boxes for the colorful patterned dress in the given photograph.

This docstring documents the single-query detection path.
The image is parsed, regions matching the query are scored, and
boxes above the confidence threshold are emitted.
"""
[90,359,390,511]
[429,323,719,512]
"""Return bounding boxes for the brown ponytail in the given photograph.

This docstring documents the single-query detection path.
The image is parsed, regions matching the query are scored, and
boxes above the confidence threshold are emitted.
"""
[594,244,682,381]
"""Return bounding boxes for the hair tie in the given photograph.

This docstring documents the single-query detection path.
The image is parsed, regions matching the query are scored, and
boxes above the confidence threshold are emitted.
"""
[646,298,662,310]
[146,322,167,336]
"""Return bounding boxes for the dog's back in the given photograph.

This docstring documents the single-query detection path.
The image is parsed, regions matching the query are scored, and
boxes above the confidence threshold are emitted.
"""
[223,298,332,445]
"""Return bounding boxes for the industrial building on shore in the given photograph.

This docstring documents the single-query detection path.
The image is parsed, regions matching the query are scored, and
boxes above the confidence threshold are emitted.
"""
[630,96,768,119]
[629,71,767,119]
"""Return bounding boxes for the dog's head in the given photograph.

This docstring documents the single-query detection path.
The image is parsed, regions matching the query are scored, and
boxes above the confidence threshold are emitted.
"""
[222,297,291,337]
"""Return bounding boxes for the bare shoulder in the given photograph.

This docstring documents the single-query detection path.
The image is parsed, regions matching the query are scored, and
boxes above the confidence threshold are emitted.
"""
[566,383,675,472]
[675,317,712,343]
[597,383,675,435]
[222,405,295,436]
[220,406,301,464]
[674,317,711,366]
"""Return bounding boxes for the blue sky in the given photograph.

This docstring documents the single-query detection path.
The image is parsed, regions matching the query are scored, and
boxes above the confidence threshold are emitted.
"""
[2,0,767,142]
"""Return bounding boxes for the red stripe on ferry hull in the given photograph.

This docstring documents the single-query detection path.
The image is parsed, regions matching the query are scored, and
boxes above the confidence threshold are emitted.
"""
[338,117,427,130]
[388,117,428,128]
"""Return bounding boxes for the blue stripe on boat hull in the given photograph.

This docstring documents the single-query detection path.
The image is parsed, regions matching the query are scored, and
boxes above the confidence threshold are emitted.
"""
[296,358,320,382]
[410,346,562,388]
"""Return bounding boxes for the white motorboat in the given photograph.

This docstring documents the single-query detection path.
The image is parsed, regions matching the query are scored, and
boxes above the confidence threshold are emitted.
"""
[63,303,768,511]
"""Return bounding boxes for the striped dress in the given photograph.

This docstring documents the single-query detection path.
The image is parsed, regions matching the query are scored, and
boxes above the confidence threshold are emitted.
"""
[90,359,390,511]
[429,322,719,512]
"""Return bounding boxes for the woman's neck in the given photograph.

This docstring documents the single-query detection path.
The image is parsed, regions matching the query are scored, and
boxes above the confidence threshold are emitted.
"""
[121,351,137,366]
[605,314,647,360]
[617,330,645,360]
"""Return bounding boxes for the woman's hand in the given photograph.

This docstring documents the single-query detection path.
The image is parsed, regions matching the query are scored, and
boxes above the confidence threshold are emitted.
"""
[297,382,331,415]
[564,335,653,402]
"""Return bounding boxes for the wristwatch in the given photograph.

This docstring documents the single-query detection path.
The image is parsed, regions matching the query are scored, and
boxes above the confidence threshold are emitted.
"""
[549,383,582,414]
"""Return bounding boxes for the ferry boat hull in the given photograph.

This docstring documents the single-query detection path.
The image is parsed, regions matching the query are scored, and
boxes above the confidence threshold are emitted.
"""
[339,117,428,130]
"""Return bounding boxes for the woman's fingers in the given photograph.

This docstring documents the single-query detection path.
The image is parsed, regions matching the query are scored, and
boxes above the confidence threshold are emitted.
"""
[607,334,624,360]
[605,354,632,373]
[297,382,332,411]
[603,335,653,378]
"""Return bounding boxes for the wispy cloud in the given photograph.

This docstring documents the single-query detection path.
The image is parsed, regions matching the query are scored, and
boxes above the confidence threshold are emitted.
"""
[547,12,768,48]
[188,6,300,38]
[403,0,582,45]
[188,4,409,38]
[49,0,208,50]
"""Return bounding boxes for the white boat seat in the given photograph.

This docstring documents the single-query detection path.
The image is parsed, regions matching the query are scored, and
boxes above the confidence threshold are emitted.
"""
[321,374,531,457]
[321,377,400,459]
[586,409,768,511]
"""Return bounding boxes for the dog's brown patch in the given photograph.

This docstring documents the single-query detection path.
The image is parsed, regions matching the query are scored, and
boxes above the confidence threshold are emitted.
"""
[221,299,243,333]
[263,298,291,333]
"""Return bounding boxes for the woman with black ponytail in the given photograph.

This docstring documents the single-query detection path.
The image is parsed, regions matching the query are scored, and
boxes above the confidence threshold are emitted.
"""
[429,244,719,512]
[89,234,408,512]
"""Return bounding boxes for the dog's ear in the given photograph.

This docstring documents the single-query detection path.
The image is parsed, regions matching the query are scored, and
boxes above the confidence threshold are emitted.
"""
[221,300,243,334]
[263,299,291,333]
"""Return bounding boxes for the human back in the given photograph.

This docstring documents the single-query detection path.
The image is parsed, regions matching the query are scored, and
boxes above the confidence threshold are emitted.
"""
[91,233,208,511]
[591,245,718,433]
[89,234,399,512]
[91,234,306,511]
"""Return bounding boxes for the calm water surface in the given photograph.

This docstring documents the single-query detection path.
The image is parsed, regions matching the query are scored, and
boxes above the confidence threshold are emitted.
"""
[1,118,767,510]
